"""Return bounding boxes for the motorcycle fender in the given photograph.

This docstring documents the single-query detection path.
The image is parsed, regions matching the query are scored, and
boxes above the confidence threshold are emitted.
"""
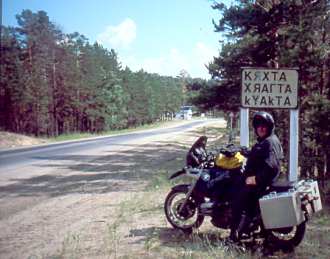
[171,184,190,193]
[169,170,186,180]
[270,226,294,234]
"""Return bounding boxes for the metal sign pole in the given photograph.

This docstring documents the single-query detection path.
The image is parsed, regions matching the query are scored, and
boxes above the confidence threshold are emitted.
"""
[289,109,299,181]
[229,112,234,143]
[240,108,249,147]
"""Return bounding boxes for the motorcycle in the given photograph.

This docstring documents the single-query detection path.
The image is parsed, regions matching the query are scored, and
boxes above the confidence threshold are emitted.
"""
[164,140,322,247]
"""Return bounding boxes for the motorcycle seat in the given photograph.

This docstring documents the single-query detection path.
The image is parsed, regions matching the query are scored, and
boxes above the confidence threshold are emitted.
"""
[269,180,296,192]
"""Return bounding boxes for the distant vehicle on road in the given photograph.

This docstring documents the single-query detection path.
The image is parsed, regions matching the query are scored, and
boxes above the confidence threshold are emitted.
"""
[176,106,193,120]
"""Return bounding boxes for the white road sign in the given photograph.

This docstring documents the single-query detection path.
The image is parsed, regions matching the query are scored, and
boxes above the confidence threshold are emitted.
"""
[241,68,298,108]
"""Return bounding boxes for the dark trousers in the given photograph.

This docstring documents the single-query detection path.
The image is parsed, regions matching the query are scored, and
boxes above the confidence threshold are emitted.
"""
[230,177,264,233]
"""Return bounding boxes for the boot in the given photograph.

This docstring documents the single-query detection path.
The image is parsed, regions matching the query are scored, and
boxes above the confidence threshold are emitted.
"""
[229,212,249,242]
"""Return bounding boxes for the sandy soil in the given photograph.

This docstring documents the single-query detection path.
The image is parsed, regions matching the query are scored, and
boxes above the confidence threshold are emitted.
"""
[0,131,48,149]
[0,120,197,149]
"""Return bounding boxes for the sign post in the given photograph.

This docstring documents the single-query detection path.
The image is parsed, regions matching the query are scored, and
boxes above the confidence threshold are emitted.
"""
[289,109,299,181]
[229,112,234,143]
[241,68,299,181]
[240,108,249,147]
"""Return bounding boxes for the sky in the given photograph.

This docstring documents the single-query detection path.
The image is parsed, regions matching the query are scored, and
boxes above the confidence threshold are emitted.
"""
[2,0,227,79]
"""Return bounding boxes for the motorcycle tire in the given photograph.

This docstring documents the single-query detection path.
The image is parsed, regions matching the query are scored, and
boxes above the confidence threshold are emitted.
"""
[164,187,204,233]
[266,222,306,247]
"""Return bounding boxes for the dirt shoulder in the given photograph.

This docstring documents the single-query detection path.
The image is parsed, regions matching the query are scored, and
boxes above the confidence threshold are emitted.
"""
[0,120,329,259]
[0,131,48,149]
[0,119,205,149]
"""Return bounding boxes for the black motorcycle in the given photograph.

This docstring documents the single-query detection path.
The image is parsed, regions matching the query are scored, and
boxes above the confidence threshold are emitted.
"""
[164,141,322,247]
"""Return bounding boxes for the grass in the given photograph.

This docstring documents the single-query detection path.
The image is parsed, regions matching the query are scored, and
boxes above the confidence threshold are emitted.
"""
[193,126,241,151]
[100,168,256,259]
[106,222,120,258]
[52,122,330,258]
[56,233,82,259]
[48,119,190,142]
[140,229,253,259]
[54,170,330,258]
[194,125,227,139]
[126,166,330,259]
[145,171,173,191]
[311,210,330,226]
[49,132,96,142]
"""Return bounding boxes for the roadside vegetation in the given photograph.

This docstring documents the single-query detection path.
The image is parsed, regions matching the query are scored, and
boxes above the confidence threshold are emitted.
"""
[48,119,191,142]
[1,10,189,137]
[54,124,330,258]
[187,1,330,191]
[0,119,191,148]
[1,1,329,258]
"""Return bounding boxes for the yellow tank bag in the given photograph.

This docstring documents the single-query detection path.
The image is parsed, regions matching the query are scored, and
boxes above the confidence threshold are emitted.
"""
[215,152,244,169]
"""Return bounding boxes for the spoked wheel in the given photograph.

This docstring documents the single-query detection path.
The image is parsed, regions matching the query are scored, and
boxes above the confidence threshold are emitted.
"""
[164,188,204,233]
[267,222,306,247]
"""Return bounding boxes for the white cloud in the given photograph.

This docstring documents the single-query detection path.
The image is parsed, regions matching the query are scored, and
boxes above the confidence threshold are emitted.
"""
[141,57,166,74]
[120,42,218,79]
[97,18,136,49]
[121,48,189,76]
[169,48,189,71]
[194,42,217,66]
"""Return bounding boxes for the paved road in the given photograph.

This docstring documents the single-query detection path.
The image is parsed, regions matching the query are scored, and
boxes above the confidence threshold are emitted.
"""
[0,119,224,170]
[0,118,228,258]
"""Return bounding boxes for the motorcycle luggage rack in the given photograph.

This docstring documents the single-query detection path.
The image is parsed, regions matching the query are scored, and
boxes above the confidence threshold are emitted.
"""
[270,180,296,192]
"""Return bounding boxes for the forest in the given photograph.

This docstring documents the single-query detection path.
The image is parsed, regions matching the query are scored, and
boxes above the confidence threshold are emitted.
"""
[0,10,186,136]
[188,0,330,183]
[1,1,329,183]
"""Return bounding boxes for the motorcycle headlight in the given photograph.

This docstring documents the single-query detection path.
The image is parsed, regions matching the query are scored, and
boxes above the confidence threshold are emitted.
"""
[201,173,210,182]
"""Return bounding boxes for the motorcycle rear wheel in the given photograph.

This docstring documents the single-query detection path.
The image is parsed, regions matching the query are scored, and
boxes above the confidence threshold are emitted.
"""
[164,188,204,233]
[267,222,306,247]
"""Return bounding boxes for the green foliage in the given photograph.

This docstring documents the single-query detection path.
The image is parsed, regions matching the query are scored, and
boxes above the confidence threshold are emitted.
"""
[188,0,330,179]
[0,10,185,136]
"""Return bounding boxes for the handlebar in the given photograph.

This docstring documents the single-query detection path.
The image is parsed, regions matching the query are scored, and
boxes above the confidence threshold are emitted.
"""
[213,144,250,157]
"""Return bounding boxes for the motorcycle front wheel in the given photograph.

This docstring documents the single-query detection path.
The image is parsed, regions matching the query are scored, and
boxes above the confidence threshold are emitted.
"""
[164,188,204,233]
[266,222,306,247]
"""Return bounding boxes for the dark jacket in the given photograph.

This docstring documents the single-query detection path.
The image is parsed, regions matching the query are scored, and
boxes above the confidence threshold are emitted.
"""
[244,133,283,189]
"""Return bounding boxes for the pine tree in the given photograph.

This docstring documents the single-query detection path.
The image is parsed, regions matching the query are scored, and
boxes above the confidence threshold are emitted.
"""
[1,9,189,136]
[15,10,63,135]
[197,0,330,180]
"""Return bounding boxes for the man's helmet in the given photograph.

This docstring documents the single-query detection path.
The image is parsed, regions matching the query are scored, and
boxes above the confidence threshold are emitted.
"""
[252,111,275,132]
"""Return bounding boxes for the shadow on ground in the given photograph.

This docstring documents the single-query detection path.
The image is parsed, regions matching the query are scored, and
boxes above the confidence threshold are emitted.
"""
[128,226,302,257]
[0,141,188,198]
[0,125,227,198]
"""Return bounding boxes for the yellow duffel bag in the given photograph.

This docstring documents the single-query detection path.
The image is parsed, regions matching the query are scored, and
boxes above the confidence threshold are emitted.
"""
[215,152,244,169]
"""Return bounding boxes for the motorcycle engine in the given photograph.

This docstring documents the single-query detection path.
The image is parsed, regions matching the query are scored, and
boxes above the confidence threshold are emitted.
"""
[211,205,232,229]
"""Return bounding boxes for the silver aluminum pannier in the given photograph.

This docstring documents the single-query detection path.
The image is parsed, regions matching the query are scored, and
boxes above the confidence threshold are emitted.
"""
[259,190,304,229]
[296,180,322,213]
